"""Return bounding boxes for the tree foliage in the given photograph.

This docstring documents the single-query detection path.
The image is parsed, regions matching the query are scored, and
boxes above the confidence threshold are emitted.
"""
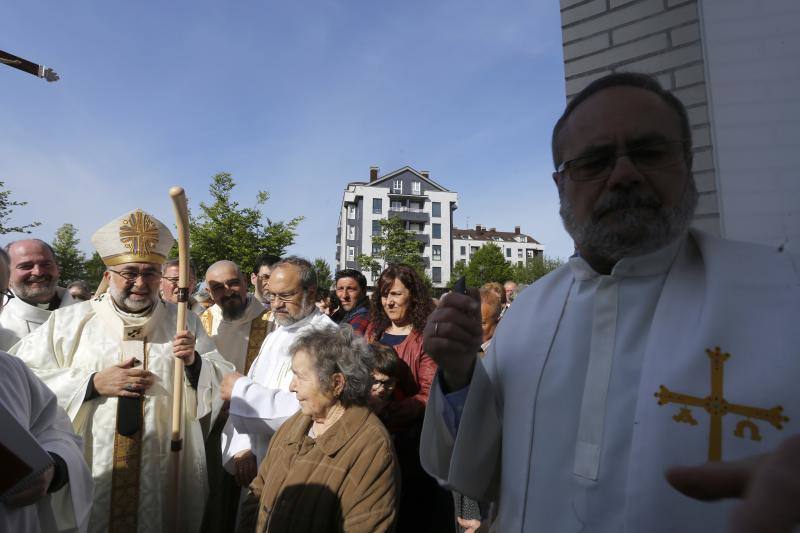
[510,255,564,284]
[52,223,86,285]
[0,181,40,235]
[356,216,425,279]
[447,259,468,289]
[464,243,513,287]
[84,252,106,291]
[312,258,333,292]
[188,173,303,274]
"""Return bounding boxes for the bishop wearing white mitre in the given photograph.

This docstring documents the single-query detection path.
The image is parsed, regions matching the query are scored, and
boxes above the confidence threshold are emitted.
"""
[13,209,234,533]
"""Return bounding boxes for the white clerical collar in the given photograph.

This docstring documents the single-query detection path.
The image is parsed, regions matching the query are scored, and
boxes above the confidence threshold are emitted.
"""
[569,234,686,281]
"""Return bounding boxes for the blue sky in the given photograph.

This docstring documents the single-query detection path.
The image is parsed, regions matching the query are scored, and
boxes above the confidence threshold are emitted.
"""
[1,0,573,268]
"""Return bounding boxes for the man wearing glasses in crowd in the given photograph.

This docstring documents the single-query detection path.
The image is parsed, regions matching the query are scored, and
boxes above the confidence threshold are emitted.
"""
[219,257,336,506]
[160,258,206,314]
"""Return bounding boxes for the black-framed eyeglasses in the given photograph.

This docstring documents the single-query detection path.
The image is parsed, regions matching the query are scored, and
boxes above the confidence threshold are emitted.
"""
[0,290,14,308]
[163,276,180,285]
[556,140,689,182]
[108,269,163,283]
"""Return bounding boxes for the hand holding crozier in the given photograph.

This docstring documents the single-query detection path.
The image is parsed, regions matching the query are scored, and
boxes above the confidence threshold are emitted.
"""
[422,291,482,391]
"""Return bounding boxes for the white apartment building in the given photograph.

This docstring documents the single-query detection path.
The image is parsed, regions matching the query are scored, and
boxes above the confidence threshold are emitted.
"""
[336,166,459,288]
[452,225,545,267]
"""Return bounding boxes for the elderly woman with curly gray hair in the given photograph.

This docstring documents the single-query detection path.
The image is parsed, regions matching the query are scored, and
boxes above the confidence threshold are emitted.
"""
[238,325,399,533]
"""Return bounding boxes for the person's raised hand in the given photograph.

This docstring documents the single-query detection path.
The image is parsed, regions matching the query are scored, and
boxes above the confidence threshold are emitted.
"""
[422,290,482,391]
[93,357,155,397]
[666,434,800,533]
[220,371,244,402]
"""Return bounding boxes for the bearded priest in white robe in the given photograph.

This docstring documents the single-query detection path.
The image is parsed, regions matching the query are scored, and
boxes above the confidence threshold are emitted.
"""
[13,209,235,533]
[0,247,93,533]
[0,239,77,350]
[420,72,800,532]
[219,258,335,487]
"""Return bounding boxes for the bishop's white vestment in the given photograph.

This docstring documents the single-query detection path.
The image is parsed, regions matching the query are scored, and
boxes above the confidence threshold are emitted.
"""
[0,287,76,350]
[12,297,235,533]
[221,309,336,470]
[421,229,800,532]
[0,352,93,533]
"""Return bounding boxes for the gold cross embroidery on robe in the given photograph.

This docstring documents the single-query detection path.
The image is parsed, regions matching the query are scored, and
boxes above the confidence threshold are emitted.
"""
[654,346,789,461]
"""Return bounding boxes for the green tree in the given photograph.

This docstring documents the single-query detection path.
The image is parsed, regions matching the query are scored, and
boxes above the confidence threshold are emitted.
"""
[447,259,468,289]
[356,216,425,279]
[510,255,564,284]
[189,172,304,274]
[52,223,86,285]
[312,258,333,292]
[84,252,106,291]
[465,243,513,287]
[0,181,40,234]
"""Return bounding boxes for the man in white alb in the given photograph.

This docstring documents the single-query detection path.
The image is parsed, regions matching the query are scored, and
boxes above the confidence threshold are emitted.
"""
[0,239,76,349]
[420,72,800,532]
[0,246,93,533]
[220,257,335,490]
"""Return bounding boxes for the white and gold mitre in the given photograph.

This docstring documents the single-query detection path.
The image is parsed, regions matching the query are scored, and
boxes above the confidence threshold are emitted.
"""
[91,209,175,266]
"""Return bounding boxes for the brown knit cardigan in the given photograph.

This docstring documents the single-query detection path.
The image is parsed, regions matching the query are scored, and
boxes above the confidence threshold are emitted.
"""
[238,404,400,532]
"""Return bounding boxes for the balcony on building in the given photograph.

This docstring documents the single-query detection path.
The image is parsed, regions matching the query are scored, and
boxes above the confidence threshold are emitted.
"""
[410,232,430,245]
[388,205,430,223]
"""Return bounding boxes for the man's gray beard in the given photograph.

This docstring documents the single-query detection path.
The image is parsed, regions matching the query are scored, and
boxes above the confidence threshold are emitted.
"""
[108,285,155,313]
[273,293,313,326]
[13,276,58,304]
[559,177,698,264]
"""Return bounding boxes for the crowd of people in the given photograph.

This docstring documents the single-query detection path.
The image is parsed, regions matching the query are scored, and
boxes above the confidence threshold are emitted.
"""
[1,70,798,533]
[0,214,518,533]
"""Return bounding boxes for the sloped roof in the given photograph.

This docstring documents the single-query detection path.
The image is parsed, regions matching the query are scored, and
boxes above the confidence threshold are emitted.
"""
[370,166,450,192]
[452,227,541,245]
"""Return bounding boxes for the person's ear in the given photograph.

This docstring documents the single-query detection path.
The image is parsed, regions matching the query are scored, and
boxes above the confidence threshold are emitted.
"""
[332,373,345,397]
[552,171,562,187]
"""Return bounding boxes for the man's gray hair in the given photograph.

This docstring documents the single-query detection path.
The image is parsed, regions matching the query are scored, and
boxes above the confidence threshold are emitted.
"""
[275,256,317,291]
[289,325,374,407]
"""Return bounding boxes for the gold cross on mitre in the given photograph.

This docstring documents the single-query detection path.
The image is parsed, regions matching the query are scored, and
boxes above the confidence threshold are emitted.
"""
[654,347,789,461]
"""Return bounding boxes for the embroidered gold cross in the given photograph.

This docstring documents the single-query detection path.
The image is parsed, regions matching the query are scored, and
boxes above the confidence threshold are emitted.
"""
[119,211,159,256]
[654,346,789,461]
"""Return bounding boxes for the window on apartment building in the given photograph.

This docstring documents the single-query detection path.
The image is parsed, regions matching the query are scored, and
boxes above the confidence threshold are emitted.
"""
[432,223,441,239]
[392,179,402,193]
[347,225,356,240]
[410,201,422,211]
[432,267,442,283]
[347,205,356,219]
[412,181,421,195]
[391,200,401,210]
[432,245,442,261]
[518,249,523,258]
[409,222,423,233]
[470,246,478,255]
[460,245,466,256]
[506,248,511,258]
[372,198,382,214]
[527,249,534,258]
[432,202,441,217]
[372,243,381,255]
[347,246,355,261]
[372,220,381,236]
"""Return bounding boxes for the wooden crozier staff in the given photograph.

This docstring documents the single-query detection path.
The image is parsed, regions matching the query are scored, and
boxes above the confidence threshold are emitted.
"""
[168,186,190,532]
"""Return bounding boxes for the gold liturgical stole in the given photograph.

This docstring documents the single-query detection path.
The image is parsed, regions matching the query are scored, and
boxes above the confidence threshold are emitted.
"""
[108,327,149,533]
[201,309,273,374]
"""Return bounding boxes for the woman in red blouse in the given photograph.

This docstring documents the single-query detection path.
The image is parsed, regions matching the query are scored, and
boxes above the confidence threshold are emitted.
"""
[366,264,453,532]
